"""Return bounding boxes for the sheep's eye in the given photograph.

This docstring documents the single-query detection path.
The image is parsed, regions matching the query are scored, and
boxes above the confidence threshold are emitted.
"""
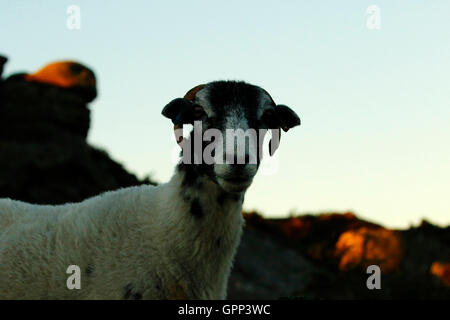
[194,105,206,119]
[261,109,278,128]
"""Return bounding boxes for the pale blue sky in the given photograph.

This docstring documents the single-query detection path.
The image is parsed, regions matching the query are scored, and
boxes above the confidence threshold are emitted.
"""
[2,1,449,228]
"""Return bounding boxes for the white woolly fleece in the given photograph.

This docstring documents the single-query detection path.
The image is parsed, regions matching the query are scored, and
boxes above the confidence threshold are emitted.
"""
[0,169,244,299]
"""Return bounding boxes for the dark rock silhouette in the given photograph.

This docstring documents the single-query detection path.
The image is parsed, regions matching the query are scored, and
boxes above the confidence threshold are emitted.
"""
[0,57,154,204]
[0,56,6,78]
[228,212,450,299]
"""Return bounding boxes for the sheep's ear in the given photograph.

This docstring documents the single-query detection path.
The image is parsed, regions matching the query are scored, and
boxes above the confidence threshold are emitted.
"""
[162,84,206,145]
[268,128,281,156]
[274,104,301,132]
[161,98,195,125]
[268,105,301,156]
[161,84,206,125]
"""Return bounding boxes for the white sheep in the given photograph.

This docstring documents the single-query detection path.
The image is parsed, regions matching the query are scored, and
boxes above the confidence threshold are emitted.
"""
[0,80,300,299]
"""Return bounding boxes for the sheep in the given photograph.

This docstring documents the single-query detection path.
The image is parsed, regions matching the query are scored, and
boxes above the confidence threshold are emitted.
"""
[0,80,300,299]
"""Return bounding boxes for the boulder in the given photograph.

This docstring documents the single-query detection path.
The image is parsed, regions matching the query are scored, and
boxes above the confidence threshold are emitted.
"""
[430,261,450,286]
[334,227,403,273]
[24,60,97,102]
[0,56,6,78]
[0,56,153,205]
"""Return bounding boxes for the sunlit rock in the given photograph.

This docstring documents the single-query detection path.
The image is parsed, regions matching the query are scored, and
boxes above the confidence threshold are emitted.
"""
[24,61,97,102]
[430,261,450,286]
[335,227,403,273]
[0,56,151,204]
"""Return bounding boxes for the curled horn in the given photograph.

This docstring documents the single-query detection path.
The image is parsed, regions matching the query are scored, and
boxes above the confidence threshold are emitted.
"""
[184,84,205,101]
[173,84,206,145]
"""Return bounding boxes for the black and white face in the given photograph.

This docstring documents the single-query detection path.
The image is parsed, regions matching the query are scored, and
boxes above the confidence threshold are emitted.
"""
[162,81,300,193]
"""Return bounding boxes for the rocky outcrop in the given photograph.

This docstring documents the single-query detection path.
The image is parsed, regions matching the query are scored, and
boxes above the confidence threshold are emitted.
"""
[0,56,6,78]
[1,73,91,142]
[24,60,97,103]
[431,262,450,286]
[227,226,328,299]
[0,57,153,204]
[335,227,403,273]
[227,212,450,299]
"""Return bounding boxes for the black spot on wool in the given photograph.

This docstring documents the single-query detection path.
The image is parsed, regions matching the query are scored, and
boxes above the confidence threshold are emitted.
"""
[123,283,143,300]
[231,193,243,202]
[123,283,133,300]
[132,292,143,300]
[178,162,199,187]
[217,192,227,206]
[85,265,94,276]
[190,198,203,219]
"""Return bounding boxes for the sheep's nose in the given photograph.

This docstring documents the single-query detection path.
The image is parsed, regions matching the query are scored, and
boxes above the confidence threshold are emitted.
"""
[233,163,247,172]
[233,153,250,165]
[231,153,253,176]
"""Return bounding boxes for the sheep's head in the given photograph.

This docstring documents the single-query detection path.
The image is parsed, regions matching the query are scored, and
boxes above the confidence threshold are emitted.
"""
[162,81,300,193]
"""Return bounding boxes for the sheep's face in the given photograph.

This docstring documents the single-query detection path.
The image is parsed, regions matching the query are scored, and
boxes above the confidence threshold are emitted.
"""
[162,81,300,193]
